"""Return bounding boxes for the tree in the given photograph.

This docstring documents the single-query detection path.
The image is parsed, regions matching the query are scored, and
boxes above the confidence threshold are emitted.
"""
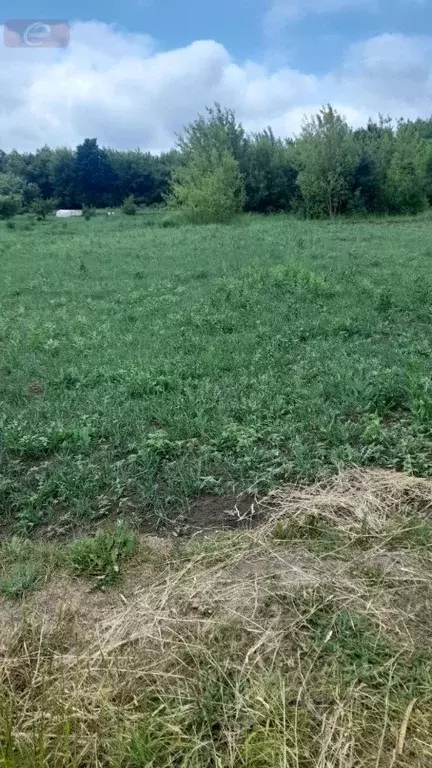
[50,148,77,208]
[24,146,54,199]
[385,123,428,214]
[107,150,172,207]
[0,194,21,219]
[296,106,359,218]
[177,104,247,170]
[352,118,395,213]
[23,182,42,208]
[122,194,137,215]
[168,148,245,223]
[31,198,55,220]
[243,129,299,212]
[75,138,117,208]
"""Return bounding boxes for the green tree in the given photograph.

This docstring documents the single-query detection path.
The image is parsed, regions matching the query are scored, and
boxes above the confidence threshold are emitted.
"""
[352,118,395,213]
[243,129,300,213]
[169,148,245,224]
[75,138,117,208]
[107,150,172,207]
[385,123,428,214]
[296,106,359,218]
[23,182,42,208]
[0,172,25,198]
[177,104,247,168]
[24,146,54,199]
[122,194,138,215]
[0,194,21,219]
[31,197,55,220]
[50,148,77,208]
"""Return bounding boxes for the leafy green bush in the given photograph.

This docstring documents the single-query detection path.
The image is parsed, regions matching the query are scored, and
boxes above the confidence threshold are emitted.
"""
[82,205,96,220]
[31,198,55,220]
[122,194,138,215]
[0,194,21,220]
[168,148,245,224]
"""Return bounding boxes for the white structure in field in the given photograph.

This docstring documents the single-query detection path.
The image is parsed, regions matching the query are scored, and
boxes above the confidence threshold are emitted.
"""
[56,209,83,218]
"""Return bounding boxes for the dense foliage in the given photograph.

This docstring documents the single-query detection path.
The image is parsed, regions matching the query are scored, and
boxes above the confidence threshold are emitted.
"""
[1,104,432,218]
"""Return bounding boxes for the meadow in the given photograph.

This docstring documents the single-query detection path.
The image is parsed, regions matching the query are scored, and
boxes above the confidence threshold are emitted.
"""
[1,211,432,535]
[2,212,432,765]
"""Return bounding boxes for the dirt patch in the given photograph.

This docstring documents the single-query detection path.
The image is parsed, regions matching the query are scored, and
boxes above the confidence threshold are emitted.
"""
[0,577,120,646]
[26,379,44,397]
[31,493,262,542]
[170,493,261,536]
[2,469,432,643]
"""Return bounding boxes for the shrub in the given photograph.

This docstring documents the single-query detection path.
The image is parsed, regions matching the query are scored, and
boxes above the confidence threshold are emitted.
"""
[168,149,245,224]
[82,205,96,220]
[31,198,55,221]
[0,194,21,219]
[122,194,138,215]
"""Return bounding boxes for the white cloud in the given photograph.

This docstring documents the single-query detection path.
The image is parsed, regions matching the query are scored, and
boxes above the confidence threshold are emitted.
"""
[0,23,431,152]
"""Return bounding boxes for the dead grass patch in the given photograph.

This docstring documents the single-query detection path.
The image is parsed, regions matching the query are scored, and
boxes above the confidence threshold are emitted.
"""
[1,469,432,766]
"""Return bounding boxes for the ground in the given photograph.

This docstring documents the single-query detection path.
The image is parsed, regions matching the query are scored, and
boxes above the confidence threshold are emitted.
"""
[1,211,432,535]
[2,469,432,766]
[1,211,432,765]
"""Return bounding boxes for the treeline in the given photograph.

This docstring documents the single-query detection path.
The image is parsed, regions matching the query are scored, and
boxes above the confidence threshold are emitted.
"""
[0,140,177,216]
[1,105,432,219]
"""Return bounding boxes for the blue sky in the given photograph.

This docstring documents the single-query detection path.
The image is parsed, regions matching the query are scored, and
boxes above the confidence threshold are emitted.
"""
[2,0,431,69]
[0,1,431,150]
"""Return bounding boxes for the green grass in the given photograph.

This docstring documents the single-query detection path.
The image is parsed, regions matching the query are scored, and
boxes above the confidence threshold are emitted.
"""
[67,522,136,587]
[0,526,137,599]
[1,212,432,533]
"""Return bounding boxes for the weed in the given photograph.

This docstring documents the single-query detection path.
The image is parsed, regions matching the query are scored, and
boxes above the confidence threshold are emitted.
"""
[67,522,136,587]
[0,561,43,599]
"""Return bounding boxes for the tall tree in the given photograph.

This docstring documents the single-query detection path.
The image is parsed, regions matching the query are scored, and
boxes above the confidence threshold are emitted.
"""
[107,150,172,206]
[352,118,395,213]
[50,148,77,208]
[75,138,117,207]
[385,122,428,214]
[177,104,247,170]
[296,106,358,218]
[24,146,54,199]
[243,129,299,213]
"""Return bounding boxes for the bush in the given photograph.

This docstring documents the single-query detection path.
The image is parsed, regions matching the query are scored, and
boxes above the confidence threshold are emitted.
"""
[31,198,55,220]
[168,149,245,224]
[0,194,21,219]
[82,205,96,220]
[122,194,138,215]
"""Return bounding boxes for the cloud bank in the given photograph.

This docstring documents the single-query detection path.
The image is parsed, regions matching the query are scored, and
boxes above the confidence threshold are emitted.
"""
[0,21,431,152]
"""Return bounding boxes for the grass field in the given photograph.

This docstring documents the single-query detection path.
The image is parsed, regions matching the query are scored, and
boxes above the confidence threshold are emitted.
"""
[1,212,432,534]
[2,212,432,765]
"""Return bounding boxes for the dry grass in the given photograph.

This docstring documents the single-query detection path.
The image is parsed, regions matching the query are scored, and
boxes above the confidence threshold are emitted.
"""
[1,469,432,766]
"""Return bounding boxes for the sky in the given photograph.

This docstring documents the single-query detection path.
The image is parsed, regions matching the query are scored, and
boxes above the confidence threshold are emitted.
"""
[0,0,431,151]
